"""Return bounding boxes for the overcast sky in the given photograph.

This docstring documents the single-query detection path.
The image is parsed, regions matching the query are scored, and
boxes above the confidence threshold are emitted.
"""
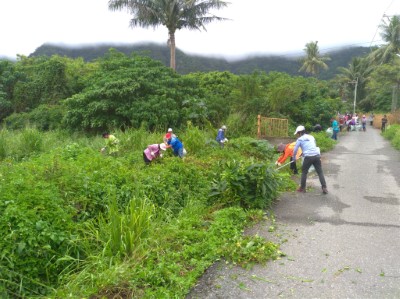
[1,0,400,60]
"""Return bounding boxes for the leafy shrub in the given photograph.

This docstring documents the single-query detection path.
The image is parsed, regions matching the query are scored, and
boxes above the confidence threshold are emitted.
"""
[138,159,210,214]
[209,160,281,209]
[0,170,76,296]
[231,137,275,160]
[3,105,65,131]
[383,124,400,150]
[16,127,44,159]
[383,124,400,141]
[312,131,336,152]
[224,112,258,137]
[179,123,209,155]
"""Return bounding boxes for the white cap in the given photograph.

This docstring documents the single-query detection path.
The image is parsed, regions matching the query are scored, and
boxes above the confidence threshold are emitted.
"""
[221,125,227,130]
[168,128,173,132]
[294,125,305,135]
[160,143,167,151]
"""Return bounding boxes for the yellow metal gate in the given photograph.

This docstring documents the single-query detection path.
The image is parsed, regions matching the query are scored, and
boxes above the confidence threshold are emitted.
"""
[257,115,288,139]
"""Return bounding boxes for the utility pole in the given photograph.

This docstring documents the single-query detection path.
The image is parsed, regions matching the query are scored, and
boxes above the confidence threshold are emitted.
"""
[391,84,397,113]
[349,77,358,115]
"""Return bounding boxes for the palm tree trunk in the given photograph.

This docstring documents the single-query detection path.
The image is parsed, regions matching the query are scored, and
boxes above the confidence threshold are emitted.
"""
[168,31,176,71]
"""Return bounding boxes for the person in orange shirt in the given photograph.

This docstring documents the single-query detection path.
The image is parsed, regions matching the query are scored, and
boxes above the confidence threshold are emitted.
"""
[275,142,302,174]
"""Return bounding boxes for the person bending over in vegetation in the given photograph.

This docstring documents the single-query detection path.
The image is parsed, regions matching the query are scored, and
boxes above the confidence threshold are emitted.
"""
[165,133,185,158]
[101,132,119,155]
[313,124,322,132]
[216,125,228,148]
[143,143,167,165]
[275,142,302,174]
[293,125,328,194]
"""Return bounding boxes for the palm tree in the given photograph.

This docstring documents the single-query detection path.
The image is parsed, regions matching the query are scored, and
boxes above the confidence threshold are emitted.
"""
[108,0,229,70]
[336,57,374,110]
[367,15,400,111]
[298,41,330,77]
[369,15,400,64]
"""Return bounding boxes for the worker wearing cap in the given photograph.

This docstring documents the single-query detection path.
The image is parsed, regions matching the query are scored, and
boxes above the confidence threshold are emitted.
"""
[165,133,185,158]
[216,125,228,148]
[293,125,328,194]
[275,142,302,174]
[163,128,177,144]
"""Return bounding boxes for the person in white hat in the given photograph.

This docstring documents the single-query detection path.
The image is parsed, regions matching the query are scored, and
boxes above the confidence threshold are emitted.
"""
[163,128,177,144]
[143,143,167,165]
[216,125,228,148]
[292,125,328,194]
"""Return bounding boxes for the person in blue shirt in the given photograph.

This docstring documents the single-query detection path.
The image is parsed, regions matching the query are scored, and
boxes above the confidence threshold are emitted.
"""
[166,133,185,158]
[331,118,339,140]
[216,125,228,148]
[293,125,328,194]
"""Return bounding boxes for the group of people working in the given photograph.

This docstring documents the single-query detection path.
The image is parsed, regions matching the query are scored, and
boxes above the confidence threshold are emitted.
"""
[144,128,185,165]
[102,125,228,166]
[103,125,328,193]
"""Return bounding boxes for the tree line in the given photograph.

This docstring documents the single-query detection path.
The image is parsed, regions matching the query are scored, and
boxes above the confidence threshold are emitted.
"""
[31,43,370,80]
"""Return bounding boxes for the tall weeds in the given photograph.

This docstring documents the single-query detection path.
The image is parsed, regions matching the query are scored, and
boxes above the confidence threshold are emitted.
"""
[107,196,154,258]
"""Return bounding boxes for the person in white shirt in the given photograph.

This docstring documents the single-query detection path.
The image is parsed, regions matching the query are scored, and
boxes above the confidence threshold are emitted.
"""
[293,125,328,194]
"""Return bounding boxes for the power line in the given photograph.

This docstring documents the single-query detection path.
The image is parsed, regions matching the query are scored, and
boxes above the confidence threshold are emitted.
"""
[370,0,396,49]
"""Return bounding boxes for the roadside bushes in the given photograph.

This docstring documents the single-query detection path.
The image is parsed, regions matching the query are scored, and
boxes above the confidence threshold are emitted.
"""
[383,124,400,149]
[312,131,336,152]
[210,160,281,209]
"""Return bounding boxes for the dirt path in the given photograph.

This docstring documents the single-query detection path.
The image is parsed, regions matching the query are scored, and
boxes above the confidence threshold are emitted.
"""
[187,126,400,299]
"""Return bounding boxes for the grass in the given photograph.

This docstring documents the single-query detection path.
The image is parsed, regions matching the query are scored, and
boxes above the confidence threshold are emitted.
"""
[0,126,326,298]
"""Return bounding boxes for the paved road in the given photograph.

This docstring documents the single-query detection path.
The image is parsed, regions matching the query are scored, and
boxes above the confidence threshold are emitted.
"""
[187,126,400,299]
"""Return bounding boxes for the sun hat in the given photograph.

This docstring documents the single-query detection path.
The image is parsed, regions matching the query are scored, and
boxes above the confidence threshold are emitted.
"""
[168,128,173,132]
[221,125,227,130]
[294,125,305,135]
[277,143,286,152]
[160,143,167,151]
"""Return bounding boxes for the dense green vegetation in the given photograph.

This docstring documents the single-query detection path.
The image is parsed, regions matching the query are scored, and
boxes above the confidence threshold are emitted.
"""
[382,123,400,149]
[1,126,325,297]
[30,43,370,79]
[1,50,344,133]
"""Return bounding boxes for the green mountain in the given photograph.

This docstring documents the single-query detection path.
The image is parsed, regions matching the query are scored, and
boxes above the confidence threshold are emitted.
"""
[30,43,370,79]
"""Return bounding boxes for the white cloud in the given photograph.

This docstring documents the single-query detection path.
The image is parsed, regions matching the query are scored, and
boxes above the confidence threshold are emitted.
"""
[1,0,399,59]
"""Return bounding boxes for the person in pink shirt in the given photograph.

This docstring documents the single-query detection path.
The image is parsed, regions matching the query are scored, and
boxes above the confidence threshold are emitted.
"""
[143,143,167,165]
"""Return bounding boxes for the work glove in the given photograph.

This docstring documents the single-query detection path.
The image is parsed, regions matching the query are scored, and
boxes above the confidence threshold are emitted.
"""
[277,162,282,166]
[224,138,228,142]
[150,151,155,157]
[160,153,163,158]
[275,161,279,166]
